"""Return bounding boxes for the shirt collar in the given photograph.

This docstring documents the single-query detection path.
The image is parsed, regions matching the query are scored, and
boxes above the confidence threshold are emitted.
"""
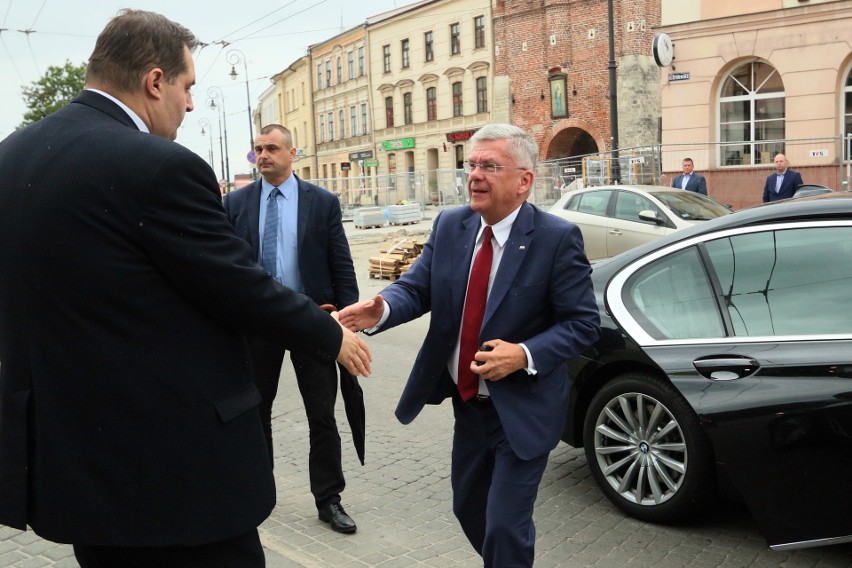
[478,204,522,248]
[86,88,149,133]
[261,174,296,199]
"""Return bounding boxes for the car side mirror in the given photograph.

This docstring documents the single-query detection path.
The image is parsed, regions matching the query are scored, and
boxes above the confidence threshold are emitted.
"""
[638,210,665,225]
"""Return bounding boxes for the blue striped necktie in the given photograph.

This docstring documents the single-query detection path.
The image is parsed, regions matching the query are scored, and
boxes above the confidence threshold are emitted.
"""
[261,187,281,279]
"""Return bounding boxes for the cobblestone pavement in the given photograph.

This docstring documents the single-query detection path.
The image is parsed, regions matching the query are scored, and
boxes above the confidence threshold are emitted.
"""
[4,220,852,567]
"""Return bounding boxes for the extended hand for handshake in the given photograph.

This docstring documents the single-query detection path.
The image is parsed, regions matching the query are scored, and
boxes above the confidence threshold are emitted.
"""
[333,305,379,377]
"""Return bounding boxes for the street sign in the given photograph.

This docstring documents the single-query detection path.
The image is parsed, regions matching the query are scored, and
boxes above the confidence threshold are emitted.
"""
[809,149,829,158]
[246,150,257,164]
[630,157,645,165]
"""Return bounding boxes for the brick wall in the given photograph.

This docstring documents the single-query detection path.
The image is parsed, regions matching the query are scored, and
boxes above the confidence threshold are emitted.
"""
[493,0,661,160]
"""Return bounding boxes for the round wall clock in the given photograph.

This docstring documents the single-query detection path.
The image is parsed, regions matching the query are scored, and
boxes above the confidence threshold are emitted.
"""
[653,33,674,67]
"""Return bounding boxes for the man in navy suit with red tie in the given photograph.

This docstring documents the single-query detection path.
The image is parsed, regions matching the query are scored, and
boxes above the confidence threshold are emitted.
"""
[763,153,804,202]
[339,124,600,567]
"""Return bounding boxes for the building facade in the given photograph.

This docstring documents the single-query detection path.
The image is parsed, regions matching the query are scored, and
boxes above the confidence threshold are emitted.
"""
[492,0,661,178]
[367,0,494,205]
[310,26,375,205]
[659,0,852,208]
[264,56,317,180]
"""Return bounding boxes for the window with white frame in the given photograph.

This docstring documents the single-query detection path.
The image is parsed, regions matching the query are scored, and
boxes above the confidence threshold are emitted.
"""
[383,45,391,73]
[476,77,487,113]
[319,114,325,142]
[339,109,345,139]
[350,106,358,137]
[424,31,434,62]
[385,96,394,128]
[403,92,412,125]
[325,61,332,86]
[401,39,410,69]
[336,57,342,84]
[452,81,463,117]
[719,61,785,167]
[347,51,354,80]
[358,47,365,76]
[328,111,334,141]
[361,103,369,134]
[474,16,485,49]
[450,23,460,55]
[317,63,323,89]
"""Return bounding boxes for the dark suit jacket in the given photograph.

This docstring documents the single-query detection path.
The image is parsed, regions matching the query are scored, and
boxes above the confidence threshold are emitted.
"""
[377,203,600,460]
[0,91,343,547]
[672,173,708,195]
[222,177,358,309]
[763,169,804,202]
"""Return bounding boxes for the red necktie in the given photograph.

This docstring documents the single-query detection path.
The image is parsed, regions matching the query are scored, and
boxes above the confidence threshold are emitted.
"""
[457,226,493,401]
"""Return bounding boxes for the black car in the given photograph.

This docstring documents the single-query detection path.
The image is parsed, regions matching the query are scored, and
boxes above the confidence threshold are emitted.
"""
[563,193,852,551]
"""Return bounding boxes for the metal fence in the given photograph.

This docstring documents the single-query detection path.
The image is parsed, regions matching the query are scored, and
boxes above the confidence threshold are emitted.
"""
[306,135,852,216]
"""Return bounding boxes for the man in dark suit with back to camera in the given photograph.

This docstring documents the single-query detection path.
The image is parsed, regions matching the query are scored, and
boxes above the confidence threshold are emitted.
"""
[339,124,600,567]
[223,123,359,534]
[672,157,708,195]
[0,9,371,568]
[763,153,804,202]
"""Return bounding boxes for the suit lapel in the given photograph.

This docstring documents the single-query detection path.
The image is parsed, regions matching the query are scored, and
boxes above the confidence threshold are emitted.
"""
[295,176,311,253]
[243,180,263,257]
[484,203,534,326]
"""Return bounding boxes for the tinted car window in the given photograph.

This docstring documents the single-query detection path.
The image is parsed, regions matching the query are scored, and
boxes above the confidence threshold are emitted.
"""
[704,226,852,336]
[623,247,724,340]
[567,190,612,216]
[614,191,658,223]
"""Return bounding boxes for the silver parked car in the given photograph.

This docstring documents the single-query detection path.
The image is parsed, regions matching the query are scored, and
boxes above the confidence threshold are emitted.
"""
[549,185,732,260]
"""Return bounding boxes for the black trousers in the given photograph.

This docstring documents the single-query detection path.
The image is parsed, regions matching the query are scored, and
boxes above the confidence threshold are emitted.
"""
[248,336,345,509]
[73,529,264,568]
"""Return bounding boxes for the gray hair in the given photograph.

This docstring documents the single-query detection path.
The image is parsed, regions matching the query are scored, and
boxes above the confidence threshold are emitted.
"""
[470,124,538,171]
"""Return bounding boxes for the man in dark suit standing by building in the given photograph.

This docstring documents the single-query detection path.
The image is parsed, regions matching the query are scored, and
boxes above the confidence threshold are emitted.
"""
[672,157,708,195]
[0,10,371,568]
[763,153,804,201]
[339,124,600,567]
[223,124,359,534]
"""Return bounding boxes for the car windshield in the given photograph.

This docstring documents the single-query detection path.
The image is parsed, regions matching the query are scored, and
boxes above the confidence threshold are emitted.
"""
[651,191,732,221]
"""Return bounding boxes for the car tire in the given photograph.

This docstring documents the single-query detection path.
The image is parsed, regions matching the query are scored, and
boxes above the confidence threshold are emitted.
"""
[583,371,715,523]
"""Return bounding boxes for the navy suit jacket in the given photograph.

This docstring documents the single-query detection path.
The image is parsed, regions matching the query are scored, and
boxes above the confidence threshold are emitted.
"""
[0,91,343,546]
[763,169,804,202]
[376,202,600,460]
[223,177,357,309]
[672,173,707,195]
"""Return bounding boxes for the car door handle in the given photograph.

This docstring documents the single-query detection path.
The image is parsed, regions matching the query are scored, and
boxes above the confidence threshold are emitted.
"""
[693,356,760,381]
[608,229,622,235]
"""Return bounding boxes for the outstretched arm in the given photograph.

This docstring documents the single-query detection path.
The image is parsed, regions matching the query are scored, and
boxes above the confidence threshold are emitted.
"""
[338,294,385,332]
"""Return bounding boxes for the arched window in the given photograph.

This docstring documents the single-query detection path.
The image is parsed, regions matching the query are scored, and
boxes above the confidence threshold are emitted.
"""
[719,61,785,167]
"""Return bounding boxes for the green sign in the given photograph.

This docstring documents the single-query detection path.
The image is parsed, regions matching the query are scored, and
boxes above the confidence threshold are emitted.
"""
[381,138,416,151]
[363,159,379,167]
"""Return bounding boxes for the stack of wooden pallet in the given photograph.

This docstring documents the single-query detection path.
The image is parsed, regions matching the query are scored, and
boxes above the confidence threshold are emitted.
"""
[368,236,426,280]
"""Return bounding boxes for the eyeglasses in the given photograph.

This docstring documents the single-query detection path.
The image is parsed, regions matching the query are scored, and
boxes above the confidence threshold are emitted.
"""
[463,161,528,174]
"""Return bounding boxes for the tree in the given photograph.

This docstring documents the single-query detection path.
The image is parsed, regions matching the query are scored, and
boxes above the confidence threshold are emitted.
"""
[19,60,87,127]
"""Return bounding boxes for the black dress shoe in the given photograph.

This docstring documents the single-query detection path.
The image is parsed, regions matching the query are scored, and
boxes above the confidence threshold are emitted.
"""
[318,502,357,534]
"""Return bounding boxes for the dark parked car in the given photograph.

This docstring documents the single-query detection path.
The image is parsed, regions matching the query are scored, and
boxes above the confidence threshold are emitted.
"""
[563,193,852,551]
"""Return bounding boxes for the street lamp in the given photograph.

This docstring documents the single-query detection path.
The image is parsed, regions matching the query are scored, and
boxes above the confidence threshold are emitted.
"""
[207,86,230,189]
[198,118,215,171]
[227,48,256,179]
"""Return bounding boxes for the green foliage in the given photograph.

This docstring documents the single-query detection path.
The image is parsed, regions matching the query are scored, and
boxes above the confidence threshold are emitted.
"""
[19,60,87,127]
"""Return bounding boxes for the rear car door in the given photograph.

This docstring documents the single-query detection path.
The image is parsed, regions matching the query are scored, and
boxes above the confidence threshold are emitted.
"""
[606,190,673,257]
[609,222,852,549]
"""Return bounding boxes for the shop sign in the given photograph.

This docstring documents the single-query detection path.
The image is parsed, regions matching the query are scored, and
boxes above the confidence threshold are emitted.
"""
[349,150,373,160]
[381,138,415,151]
[446,129,478,143]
